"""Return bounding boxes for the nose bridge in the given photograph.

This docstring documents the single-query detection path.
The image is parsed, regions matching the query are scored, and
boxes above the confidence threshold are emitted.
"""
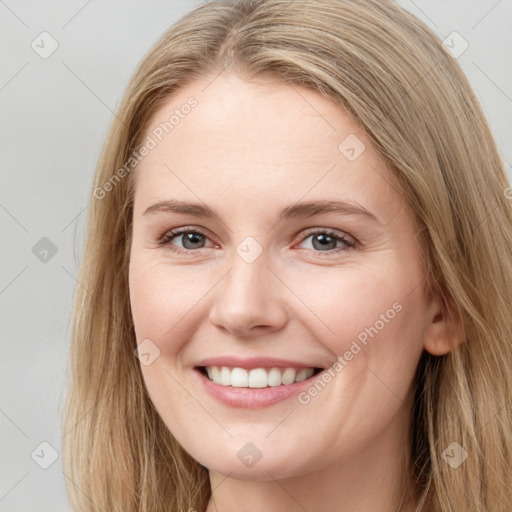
[208,239,288,335]
[229,242,270,300]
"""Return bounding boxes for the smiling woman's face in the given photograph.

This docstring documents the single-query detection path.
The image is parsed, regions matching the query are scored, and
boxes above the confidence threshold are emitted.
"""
[128,73,442,481]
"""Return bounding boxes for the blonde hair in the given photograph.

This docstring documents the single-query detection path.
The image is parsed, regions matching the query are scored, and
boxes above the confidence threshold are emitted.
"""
[62,0,512,510]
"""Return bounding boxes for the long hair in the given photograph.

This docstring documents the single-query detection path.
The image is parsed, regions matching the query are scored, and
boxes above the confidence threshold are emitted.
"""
[61,0,512,510]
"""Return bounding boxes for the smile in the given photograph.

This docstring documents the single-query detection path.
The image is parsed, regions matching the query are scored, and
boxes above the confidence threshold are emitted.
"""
[198,366,323,388]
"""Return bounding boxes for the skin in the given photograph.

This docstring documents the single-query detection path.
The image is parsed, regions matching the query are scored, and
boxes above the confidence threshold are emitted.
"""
[128,73,463,512]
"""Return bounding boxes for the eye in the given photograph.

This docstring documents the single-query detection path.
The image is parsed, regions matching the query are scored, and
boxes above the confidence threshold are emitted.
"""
[158,227,357,255]
[295,228,356,253]
[158,227,213,254]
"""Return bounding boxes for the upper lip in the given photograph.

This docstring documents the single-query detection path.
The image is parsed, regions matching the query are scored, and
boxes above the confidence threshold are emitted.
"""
[195,356,325,370]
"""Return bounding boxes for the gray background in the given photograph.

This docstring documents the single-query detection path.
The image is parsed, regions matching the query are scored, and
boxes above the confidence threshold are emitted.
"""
[1,1,510,510]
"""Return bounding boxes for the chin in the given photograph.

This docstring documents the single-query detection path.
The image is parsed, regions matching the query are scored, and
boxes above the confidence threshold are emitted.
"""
[192,442,315,481]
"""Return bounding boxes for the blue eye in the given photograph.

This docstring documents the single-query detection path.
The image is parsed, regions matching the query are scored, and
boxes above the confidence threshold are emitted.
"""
[158,227,356,255]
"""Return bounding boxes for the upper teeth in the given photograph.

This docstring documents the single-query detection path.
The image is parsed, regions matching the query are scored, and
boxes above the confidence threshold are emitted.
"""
[205,366,315,388]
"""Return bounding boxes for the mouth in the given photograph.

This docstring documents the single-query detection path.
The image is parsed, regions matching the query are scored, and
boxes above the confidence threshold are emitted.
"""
[196,365,324,388]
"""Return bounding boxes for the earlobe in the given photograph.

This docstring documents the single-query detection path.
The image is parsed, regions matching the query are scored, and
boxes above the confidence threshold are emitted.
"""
[423,298,466,356]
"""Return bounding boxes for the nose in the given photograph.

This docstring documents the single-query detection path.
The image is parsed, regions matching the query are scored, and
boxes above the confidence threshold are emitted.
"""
[208,249,289,337]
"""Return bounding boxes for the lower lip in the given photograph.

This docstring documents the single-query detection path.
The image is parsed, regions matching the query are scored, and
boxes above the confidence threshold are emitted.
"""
[194,368,322,408]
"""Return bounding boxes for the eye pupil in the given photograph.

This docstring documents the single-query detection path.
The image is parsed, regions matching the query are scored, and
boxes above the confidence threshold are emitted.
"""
[312,233,336,251]
[183,232,204,249]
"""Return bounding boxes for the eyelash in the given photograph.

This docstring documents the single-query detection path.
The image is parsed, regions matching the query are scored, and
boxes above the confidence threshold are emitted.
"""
[158,226,357,255]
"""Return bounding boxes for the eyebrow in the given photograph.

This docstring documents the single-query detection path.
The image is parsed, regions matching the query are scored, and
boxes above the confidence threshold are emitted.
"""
[142,199,382,225]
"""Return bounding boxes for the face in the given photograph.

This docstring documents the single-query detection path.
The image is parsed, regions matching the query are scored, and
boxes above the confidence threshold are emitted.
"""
[128,73,437,480]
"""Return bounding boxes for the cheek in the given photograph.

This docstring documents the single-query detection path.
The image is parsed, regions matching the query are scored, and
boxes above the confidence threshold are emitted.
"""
[287,262,426,452]
[292,262,420,343]
[289,256,427,391]
[129,263,170,342]
[129,256,224,363]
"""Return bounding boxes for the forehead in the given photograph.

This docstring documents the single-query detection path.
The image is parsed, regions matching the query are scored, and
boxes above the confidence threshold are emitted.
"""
[133,73,399,218]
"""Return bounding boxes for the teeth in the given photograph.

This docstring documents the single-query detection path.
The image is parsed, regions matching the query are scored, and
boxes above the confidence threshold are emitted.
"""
[267,368,282,387]
[248,368,267,388]
[231,367,248,387]
[295,368,312,382]
[281,368,296,385]
[220,366,231,386]
[203,366,316,388]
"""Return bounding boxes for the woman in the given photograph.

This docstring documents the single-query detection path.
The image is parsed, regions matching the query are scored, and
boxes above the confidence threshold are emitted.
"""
[62,0,512,510]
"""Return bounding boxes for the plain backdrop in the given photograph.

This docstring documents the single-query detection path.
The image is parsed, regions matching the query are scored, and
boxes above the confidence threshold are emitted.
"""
[1,1,511,510]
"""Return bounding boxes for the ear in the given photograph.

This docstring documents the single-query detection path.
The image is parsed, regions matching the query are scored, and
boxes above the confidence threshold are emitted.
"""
[423,294,466,356]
